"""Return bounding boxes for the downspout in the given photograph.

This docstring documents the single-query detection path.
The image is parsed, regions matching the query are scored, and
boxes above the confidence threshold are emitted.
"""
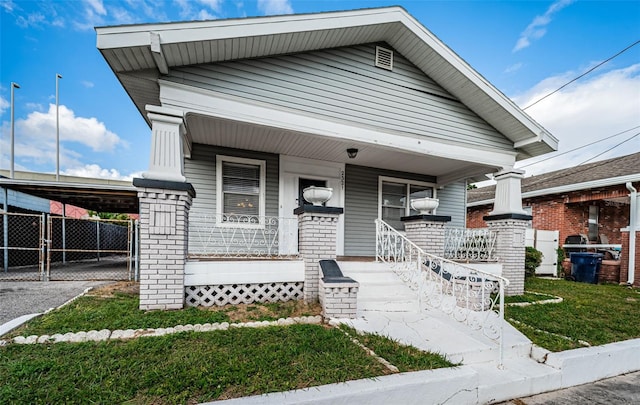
[626,182,637,285]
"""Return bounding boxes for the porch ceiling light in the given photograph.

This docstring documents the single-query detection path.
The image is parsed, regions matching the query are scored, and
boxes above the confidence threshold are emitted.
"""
[347,148,358,159]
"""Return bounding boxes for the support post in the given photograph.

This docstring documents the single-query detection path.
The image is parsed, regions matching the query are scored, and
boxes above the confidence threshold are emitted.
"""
[484,167,530,296]
[134,178,194,310]
[401,214,452,256]
[295,205,344,303]
[3,187,8,273]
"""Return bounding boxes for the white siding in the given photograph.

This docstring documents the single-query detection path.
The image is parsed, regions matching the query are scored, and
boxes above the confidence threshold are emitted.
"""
[166,43,513,151]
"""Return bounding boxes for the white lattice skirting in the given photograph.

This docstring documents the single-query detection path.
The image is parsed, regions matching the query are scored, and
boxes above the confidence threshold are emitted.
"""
[185,282,304,307]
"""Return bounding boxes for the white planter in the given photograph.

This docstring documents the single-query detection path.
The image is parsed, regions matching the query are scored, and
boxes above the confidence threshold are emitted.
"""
[411,197,439,215]
[303,186,333,206]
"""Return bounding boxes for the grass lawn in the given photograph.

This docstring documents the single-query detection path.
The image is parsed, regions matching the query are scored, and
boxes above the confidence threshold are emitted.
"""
[506,277,640,352]
[1,283,455,404]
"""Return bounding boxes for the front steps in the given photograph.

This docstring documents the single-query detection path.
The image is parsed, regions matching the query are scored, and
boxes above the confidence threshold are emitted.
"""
[337,261,420,313]
[336,260,533,365]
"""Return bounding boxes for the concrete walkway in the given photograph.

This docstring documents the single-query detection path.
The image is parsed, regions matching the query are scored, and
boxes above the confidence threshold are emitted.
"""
[500,371,640,404]
[0,281,110,336]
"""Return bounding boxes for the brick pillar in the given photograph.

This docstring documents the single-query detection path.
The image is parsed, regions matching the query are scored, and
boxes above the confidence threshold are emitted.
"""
[401,214,452,256]
[485,215,530,296]
[134,178,195,310]
[295,205,344,303]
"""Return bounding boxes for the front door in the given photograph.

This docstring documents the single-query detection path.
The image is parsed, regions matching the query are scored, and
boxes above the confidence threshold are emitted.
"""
[279,156,344,255]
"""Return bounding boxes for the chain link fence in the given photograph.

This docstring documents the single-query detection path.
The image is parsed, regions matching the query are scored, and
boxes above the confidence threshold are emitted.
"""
[0,212,46,281]
[0,212,138,281]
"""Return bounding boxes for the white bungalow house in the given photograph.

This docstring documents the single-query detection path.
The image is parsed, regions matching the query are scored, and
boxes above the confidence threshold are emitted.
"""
[96,7,557,312]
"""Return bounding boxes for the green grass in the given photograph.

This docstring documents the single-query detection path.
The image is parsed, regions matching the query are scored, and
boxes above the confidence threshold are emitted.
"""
[1,284,455,403]
[507,277,640,352]
[1,325,394,404]
[6,291,230,338]
[341,326,457,372]
[504,291,558,304]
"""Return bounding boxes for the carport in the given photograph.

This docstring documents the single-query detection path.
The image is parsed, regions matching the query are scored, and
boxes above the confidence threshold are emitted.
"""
[0,175,139,281]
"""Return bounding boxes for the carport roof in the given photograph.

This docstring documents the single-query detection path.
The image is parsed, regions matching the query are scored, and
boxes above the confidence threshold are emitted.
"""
[0,175,138,214]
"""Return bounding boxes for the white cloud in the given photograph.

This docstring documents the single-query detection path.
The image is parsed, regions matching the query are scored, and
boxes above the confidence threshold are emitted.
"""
[62,164,142,181]
[0,96,8,116]
[0,0,16,12]
[257,0,293,15]
[86,0,106,16]
[504,63,523,74]
[512,64,640,176]
[81,80,95,89]
[174,0,222,20]
[513,0,574,52]
[16,12,46,28]
[17,104,124,152]
[25,102,45,112]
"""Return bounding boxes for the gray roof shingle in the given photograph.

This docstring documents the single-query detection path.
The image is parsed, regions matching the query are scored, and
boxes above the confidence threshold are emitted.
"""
[467,152,640,203]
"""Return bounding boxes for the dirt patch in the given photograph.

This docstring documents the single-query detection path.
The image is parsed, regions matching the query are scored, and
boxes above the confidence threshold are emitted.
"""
[210,301,321,323]
[87,281,139,297]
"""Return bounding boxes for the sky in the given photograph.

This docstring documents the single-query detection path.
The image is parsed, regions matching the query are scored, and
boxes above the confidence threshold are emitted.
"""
[1,0,639,182]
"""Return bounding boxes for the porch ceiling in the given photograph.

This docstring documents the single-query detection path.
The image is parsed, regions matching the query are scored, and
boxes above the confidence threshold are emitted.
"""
[185,114,494,184]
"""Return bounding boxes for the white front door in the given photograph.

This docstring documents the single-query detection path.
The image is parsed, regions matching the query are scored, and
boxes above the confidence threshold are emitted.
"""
[279,156,345,255]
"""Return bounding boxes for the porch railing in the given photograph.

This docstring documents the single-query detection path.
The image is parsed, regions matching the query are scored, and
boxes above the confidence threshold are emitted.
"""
[444,227,497,262]
[376,219,509,366]
[188,213,299,259]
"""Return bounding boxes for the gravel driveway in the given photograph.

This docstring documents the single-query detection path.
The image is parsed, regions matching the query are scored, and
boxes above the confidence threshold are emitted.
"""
[0,281,112,326]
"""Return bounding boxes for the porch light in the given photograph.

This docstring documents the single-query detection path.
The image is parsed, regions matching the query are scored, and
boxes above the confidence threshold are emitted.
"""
[347,148,358,159]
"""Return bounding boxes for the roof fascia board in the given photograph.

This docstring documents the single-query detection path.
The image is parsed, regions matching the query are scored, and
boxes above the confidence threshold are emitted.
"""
[159,80,517,169]
[0,178,137,192]
[96,7,405,49]
[467,174,640,207]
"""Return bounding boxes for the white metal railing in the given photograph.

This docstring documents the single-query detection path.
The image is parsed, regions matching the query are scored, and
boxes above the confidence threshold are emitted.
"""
[376,219,509,366]
[188,213,299,259]
[444,227,497,262]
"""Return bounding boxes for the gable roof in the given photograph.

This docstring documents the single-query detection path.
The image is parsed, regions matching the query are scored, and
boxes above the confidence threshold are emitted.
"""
[468,152,640,205]
[96,6,557,161]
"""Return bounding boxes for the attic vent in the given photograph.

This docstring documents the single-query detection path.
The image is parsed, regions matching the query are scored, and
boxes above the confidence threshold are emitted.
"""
[375,46,393,70]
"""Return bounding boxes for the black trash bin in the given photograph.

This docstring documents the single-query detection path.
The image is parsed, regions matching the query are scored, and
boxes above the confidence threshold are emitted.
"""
[570,253,603,284]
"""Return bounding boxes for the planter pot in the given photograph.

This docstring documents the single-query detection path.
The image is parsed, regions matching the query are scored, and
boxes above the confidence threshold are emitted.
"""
[303,186,333,206]
[411,197,439,214]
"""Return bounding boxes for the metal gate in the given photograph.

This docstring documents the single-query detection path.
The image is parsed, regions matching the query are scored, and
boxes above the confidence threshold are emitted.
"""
[47,216,135,281]
[0,211,46,281]
[0,212,138,281]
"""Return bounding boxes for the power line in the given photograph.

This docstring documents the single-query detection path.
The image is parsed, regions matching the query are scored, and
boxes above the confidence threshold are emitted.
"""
[518,125,640,168]
[576,132,640,166]
[523,40,640,111]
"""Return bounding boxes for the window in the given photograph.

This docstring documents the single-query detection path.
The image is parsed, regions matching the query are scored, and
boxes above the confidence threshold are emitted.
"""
[588,205,598,242]
[378,177,435,230]
[216,155,265,226]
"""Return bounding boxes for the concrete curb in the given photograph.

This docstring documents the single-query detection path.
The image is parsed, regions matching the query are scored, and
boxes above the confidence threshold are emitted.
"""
[0,286,96,339]
[0,314,42,339]
[206,338,640,405]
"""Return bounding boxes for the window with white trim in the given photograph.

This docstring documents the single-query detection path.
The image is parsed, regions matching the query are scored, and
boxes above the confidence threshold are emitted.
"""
[216,155,266,226]
[378,177,435,230]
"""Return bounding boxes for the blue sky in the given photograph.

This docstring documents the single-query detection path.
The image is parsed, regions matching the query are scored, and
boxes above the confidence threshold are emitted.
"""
[1,0,639,181]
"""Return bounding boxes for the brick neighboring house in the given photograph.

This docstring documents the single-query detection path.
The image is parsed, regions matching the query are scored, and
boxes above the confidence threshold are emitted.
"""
[467,152,640,286]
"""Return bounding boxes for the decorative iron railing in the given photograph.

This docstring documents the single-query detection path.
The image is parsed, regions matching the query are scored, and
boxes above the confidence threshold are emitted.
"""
[376,219,509,366]
[444,227,497,262]
[188,213,299,259]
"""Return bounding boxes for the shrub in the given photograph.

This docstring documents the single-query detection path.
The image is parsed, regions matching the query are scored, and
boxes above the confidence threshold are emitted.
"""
[525,246,543,277]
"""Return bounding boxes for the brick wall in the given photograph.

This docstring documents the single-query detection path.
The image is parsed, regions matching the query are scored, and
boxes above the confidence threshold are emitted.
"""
[468,184,631,246]
[137,187,192,310]
[403,218,448,256]
[297,211,341,302]
[319,279,358,319]
[486,218,528,295]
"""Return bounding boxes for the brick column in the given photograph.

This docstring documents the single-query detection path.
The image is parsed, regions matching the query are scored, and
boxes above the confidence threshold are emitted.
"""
[401,214,452,256]
[134,178,195,310]
[295,205,344,303]
[485,215,530,296]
